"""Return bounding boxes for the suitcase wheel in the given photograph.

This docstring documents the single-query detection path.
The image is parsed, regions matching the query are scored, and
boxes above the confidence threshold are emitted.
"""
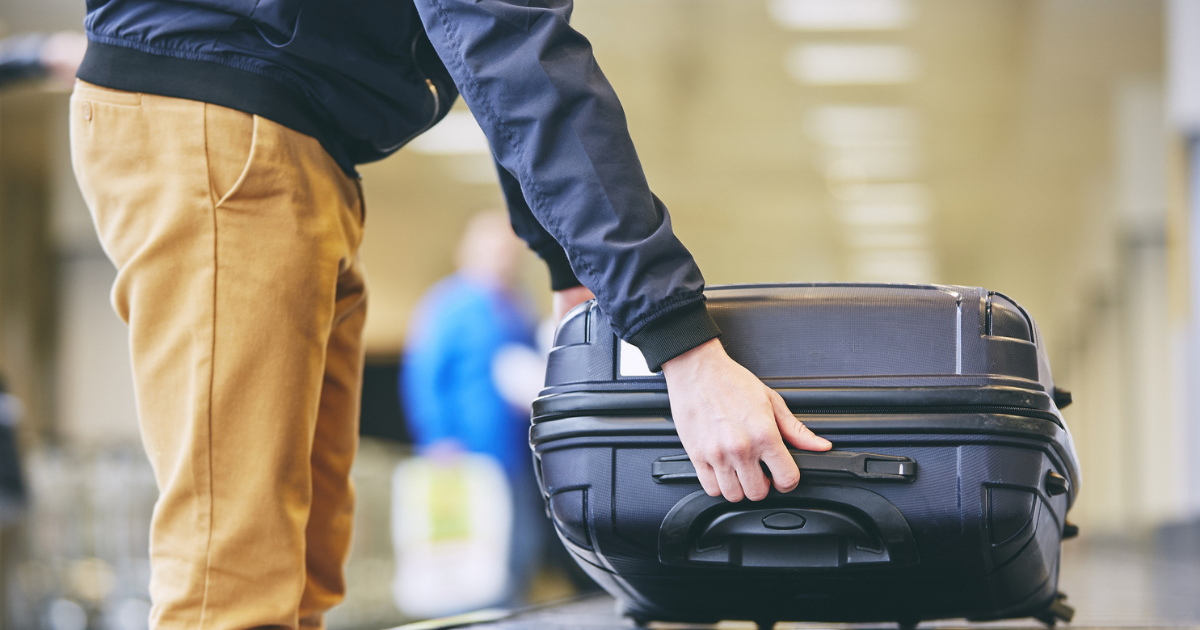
[897,620,921,630]
[1034,592,1075,627]
[754,620,777,630]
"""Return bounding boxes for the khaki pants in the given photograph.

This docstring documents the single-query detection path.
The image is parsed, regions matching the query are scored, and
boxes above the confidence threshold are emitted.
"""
[70,81,367,630]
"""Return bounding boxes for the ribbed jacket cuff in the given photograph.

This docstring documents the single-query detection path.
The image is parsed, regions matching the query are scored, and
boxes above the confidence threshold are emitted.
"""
[627,301,722,372]
[536,245,581,291]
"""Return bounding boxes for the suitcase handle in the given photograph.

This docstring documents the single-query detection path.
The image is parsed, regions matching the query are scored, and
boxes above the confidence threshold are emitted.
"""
[658,485,920,569]
[651,450,917,483]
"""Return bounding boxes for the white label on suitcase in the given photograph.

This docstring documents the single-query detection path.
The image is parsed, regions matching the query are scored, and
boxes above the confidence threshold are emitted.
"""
[619,340,659,377]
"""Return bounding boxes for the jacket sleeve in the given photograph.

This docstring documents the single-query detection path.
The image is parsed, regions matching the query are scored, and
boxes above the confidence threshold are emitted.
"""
[495,158,580,291]
[413,0,720,371]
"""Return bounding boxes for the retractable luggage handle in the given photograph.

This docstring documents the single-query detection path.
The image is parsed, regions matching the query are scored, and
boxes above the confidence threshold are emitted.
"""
[658,485,920,569]
[652,450,918,483]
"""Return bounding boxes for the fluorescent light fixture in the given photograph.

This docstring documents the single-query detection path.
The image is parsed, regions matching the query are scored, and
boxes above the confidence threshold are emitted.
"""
[805,105,916,148]
[841,201,930,226]
[838,183,932,225]
[822,149,920,181]
[849,249,936,283]
[408,111,491,155]
[831,181,930,203]
[845,229,929,249]
[787,44,918,84]
[769,0,913,31]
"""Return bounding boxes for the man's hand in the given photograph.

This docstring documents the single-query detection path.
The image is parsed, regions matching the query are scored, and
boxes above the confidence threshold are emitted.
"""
[661,338,831,502]
[553,285,595,321]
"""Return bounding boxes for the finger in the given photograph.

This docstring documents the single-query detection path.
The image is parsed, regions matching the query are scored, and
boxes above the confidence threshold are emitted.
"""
[695,461,721,497]
[735,461,772,502]
[713,465,745,502]
[761,444,800,493]
[772,392,832,451]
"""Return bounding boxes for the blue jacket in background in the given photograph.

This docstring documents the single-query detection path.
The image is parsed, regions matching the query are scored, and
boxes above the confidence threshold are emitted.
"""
[402,277,534,477]
[78,0,721,370]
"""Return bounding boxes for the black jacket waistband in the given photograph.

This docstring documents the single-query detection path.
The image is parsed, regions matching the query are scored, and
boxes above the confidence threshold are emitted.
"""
[76,42,355,177]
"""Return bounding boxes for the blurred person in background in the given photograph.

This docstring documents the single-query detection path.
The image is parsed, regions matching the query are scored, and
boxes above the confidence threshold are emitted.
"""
[403,211,536,480]
[397,211,542,612]
[0,31,86,525]
[0,31,87,89]
[0,375,26,622]
[0,375,25,525]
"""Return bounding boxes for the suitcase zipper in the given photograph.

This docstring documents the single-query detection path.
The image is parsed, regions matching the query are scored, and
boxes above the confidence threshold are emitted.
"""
[784,404,1056,418]
[534,404,1061,424]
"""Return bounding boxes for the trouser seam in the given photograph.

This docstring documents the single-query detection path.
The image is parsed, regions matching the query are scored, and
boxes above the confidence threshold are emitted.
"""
[197,103,218,630]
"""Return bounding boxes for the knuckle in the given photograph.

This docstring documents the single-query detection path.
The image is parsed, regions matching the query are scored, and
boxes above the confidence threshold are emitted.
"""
[727,438,754,460]
[705,448,729,467]
[775,469,800,488]
[750,430,777,450]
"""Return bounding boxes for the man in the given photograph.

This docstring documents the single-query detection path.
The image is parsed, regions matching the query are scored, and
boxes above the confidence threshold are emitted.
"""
[69,1,833,628]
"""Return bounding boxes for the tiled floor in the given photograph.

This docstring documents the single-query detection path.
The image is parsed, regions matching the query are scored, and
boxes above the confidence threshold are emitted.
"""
[408,535,1200,630]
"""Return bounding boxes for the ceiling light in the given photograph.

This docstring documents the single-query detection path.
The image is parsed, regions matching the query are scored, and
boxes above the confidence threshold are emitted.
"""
[822,149,920,181]
[838,183,933,226]
[830,182,930,203]
[849,249,936,283]
[805,105,916,148]
[769,0,913,31]
[841,200,930,226]
[787,44,918,84]
[845,229,929,249]
[408,111,492,155]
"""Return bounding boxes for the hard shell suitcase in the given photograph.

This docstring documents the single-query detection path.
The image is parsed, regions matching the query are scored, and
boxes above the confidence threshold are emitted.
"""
[530,284,1081,628]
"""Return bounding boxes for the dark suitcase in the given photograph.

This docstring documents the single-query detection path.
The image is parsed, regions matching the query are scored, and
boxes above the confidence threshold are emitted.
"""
[530,283,1081,629]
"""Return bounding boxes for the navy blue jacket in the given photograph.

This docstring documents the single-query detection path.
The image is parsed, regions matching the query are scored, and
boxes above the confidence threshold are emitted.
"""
[78,0,720,370]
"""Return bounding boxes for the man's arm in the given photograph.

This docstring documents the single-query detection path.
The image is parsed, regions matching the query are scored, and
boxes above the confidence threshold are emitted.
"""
[496,160,604,321]
[413,0,830,502]
[495,160,580,292]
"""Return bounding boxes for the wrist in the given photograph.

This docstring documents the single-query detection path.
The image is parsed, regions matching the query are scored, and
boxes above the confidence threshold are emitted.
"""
[661,337,726,378]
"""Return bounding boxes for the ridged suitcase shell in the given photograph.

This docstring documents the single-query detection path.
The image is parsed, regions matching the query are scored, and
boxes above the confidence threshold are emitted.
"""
[531,284,1080,627]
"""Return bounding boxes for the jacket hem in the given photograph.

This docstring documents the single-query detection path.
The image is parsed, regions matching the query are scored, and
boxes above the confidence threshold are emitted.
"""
[76,41,356,177]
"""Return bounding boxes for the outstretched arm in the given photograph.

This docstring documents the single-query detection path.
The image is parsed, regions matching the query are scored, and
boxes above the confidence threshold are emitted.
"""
[414,0,830,501]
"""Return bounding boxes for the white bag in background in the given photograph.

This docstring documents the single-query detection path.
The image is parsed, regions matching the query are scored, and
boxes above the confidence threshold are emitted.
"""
[390,452,513,618]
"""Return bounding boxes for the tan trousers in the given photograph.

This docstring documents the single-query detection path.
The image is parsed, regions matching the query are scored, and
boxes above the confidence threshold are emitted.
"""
[70,81,367,630]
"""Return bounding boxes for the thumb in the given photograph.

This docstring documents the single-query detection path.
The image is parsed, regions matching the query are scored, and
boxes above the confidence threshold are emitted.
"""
[770,391,832,452]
